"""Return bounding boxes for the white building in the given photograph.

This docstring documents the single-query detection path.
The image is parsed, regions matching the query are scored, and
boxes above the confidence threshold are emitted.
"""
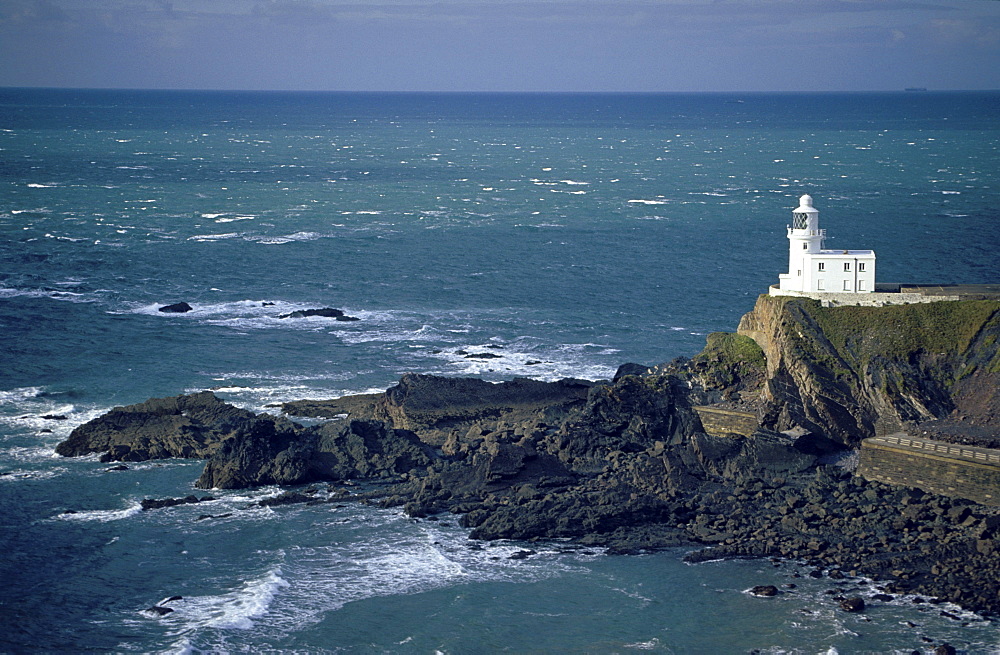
[776,195,876,294]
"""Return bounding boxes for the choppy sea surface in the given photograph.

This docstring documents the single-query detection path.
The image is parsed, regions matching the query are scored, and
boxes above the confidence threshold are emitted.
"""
[2,88,999,653]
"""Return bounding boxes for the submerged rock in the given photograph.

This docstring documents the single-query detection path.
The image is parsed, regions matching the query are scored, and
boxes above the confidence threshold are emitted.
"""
[277,307,359,321]
[140,495,214,511]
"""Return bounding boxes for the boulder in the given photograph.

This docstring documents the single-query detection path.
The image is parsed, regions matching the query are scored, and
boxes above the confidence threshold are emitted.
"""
[839,597,865,612]
[750,585,779,597]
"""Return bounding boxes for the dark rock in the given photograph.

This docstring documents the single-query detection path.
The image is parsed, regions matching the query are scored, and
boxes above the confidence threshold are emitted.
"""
[277,308,359,321]
[141,495,214,511]
[145,606,173,616]
[196,513,232,521]
[749,585,779,597]
[256,491,317,508]
[464,352,502,359]
[158,302,193,313]
[508,550,536,560]
[614,363,652,379]
[55,391,259,462]
[105,464,129,472]
[839,597,865,612]
[40,414,68,421]
[934,645,957,655]
[195,418,434,490]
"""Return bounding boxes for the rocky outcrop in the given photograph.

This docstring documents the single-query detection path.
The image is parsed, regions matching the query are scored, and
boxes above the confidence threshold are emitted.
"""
[736,296,1000,447]
[55,391,259,462]
[54,296,1000,617]
[195,418,435,489]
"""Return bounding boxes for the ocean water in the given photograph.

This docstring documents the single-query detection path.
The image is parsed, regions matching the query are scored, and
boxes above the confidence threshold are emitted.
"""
[2,88,999,653]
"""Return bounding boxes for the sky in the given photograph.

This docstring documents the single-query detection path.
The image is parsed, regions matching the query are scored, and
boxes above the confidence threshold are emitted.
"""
[1,0,999,92]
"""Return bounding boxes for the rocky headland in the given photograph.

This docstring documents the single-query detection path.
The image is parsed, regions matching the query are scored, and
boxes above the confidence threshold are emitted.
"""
[58,295,1000,617]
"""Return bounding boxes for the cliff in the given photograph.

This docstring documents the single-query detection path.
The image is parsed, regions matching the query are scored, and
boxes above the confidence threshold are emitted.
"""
[736,295,1000,447]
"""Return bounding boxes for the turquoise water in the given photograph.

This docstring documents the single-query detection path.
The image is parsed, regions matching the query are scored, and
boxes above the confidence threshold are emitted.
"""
[2,89,999,652]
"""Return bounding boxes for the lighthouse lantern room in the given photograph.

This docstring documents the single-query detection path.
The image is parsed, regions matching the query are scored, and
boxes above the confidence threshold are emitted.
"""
[777,195,876,294]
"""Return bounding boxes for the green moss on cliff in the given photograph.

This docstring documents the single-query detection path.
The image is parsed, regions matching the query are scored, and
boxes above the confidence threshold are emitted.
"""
[801,300,1000,375]
[697,332,766,368]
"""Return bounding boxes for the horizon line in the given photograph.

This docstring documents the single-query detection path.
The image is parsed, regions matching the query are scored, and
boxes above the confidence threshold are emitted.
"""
[3,85,999,95]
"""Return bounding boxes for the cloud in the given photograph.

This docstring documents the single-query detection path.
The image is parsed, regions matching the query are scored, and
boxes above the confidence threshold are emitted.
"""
[930,17,1000,47]
[1,0,998,90]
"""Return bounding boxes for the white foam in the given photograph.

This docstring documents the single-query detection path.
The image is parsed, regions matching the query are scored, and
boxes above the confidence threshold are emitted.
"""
[628,199,669,205]
[57,501,143,523]
[160,566,289,631]
[188,232,240,241]
[623,638,661,650]
[27,183,55,188]
[201,509,597,638]
[195,379,381,415]
[0,387,45,404]
[414,340,617,382]
[247,232,325,245]
[0,287,98,303]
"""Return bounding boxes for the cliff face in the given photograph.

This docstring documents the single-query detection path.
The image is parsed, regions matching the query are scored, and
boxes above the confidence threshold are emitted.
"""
[736,296,1000,447]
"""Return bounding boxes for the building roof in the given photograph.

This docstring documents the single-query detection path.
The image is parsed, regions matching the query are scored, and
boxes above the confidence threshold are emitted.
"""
[814,249,876,257]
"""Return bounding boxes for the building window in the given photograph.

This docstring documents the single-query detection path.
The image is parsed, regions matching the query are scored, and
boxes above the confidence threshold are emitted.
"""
[843,262,851,272]
[859,262,866,272]
[797,269,802,277]
[843,280,852,291]
[859,280,866,291]
[803,243,808,250]
[818,262,825,271]
[817,280,825,290]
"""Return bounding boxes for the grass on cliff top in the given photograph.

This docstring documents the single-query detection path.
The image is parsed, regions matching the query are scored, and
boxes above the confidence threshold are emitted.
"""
[695,332,766,367]
[798,298,1000,365]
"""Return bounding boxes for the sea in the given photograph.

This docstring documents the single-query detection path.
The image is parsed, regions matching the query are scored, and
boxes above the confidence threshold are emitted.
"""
[2,88,999,653]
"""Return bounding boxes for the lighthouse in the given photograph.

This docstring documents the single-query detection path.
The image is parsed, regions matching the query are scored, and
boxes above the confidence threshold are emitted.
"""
[776,195,876,294]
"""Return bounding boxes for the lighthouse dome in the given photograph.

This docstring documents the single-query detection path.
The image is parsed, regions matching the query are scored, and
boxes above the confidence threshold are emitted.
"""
[795,194,818,213]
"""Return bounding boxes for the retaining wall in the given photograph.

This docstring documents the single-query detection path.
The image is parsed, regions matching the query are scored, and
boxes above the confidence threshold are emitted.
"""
[858,434,1000,505]
[693,406,759,439]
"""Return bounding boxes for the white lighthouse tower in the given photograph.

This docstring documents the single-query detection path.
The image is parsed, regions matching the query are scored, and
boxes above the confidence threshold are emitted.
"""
[776,195,876,294]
